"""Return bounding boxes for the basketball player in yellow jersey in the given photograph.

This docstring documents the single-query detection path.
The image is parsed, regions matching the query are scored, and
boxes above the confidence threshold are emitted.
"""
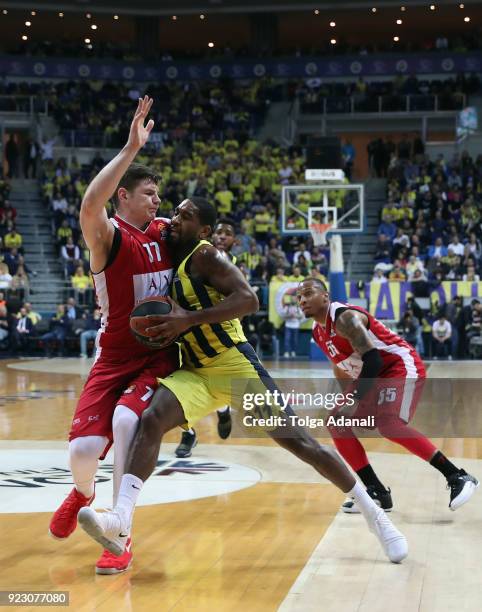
[174,218,236,457]
[78,197,409,565]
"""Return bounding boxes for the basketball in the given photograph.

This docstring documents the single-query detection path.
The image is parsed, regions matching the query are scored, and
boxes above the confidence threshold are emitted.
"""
[129,296,172,349]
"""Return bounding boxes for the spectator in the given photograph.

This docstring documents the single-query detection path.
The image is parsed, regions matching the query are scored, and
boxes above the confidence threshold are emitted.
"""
[56,219,73,247]
[372,268,387,283]
[411,269,430,297]
[377,214,397,241]
[65,296,82,320]
[462,265,480,282]
[432,314,452,360]
[444,296,464,358]
[10,264,29,300]
[465,300,482,344]
[23,139,39,179]
[5,134,19,178]
[0,304,9,348]
[41,304,71,357]
[3,226,23,252]
[281,296,303,358]
[398,311,420,350]
[428,237,448,259]
[11,306,34,353]
[61,237,81,276]
[288,266,304,282]
[388,261,407,281]
[374,234,392,264]
[0,263,12,290]
[80,308,101,358]
[293,242,311,265]
[24,301,42,326]
[448,235,465,257]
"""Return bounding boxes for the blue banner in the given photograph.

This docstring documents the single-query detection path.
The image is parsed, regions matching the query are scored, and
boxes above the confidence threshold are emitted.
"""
[1,52,481,82]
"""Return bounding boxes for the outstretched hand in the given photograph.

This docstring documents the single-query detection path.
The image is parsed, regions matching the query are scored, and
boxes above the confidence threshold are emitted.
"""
[127,96,154,151]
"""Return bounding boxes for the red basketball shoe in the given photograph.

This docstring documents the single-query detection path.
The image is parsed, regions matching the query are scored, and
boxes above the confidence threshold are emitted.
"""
[49,488,95,539]
[95,538,133,575]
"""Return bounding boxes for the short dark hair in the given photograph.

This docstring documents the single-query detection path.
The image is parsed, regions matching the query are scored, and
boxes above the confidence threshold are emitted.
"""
[111,163,160,208]
[300,277,328,292]
[215,217,236,232]
[189,197,217,232]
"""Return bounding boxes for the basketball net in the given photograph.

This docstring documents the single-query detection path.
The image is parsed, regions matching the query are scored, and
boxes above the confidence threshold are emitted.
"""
[309,222,332,247]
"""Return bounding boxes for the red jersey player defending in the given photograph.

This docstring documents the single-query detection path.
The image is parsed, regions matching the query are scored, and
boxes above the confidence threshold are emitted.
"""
[49,97,178,574]
[297,278,478,514]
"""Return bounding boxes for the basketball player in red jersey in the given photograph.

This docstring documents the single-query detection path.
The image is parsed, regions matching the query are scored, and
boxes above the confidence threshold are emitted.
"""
[297,278,479,513]
[174,219,236,457]
[49,97,178,574]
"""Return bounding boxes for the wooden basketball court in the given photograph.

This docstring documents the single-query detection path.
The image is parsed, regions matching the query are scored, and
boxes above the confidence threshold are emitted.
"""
[0,357,480,611]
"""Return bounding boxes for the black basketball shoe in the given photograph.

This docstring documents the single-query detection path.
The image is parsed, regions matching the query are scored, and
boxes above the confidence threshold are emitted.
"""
[175,430,197,458]
[447,469,479,511]
[217,408,232,440]
[342,485,393,514]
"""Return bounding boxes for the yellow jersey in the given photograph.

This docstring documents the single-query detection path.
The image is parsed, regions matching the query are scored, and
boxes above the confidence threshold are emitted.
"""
[172,240,246,367]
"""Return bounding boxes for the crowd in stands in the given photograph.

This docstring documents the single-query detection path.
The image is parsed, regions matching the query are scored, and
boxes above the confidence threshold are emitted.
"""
[4,27,482,61]
[299,74,479,114]
[41,132,334,312]
[0,294,101,358]
[0,175,31,303]
[373,149,482,358]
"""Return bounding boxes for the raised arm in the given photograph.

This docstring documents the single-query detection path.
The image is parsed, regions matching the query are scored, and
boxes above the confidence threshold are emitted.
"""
[80,96,154,273]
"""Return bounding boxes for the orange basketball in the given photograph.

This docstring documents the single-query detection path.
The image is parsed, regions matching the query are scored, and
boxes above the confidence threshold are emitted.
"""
[129,296,172,349]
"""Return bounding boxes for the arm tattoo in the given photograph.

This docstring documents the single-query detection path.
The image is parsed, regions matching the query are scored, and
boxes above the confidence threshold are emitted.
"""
[335,310,374,355]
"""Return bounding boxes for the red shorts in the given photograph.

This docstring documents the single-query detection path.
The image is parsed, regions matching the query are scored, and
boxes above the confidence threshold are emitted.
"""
[69,346,178,458]
[354,375,426,428]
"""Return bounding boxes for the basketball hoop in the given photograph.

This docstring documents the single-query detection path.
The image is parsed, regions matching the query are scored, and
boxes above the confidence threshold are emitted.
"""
[309,222,332,246]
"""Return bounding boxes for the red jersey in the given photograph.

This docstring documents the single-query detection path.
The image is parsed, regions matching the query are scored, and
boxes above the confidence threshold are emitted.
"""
[313,301,426,380]
[92,215,173,358]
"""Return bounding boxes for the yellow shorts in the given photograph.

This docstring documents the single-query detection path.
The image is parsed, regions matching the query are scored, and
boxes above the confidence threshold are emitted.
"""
[158,342,278,427]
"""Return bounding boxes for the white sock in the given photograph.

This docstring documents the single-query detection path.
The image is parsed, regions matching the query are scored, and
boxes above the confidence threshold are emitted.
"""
[112,405,139,507]
[186,427,195,435]
[348,481,379,521]
[115,473,143,527]
[217,405,230,414]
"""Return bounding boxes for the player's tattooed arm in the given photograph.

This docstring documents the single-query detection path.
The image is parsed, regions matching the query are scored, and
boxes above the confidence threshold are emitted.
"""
[334,309,374,355]
[335,310,383,396]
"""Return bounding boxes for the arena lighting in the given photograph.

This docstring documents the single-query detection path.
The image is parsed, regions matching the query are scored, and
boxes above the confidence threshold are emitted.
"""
[464,16,470,22]
[25,21,31,26]
[58,12,64,17]
[31,11,36,15]
[114,15,119,20]
[86,13,91,19]
[2,9,7,14]
[22,34,28,40]
[330,21,336,27]
[393,36,400,42]
[84,38,90,44]
[208,41,214,47]
[200,14,205,19]
[91,24,97,30]
[314,9,319,15]
[371,8,377,13]
[459,3,464,7]
[396,19,402,24]
[172,15,177,20]
[330,38,337,44]
[430,4,436,10]
[401,6,406,10]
